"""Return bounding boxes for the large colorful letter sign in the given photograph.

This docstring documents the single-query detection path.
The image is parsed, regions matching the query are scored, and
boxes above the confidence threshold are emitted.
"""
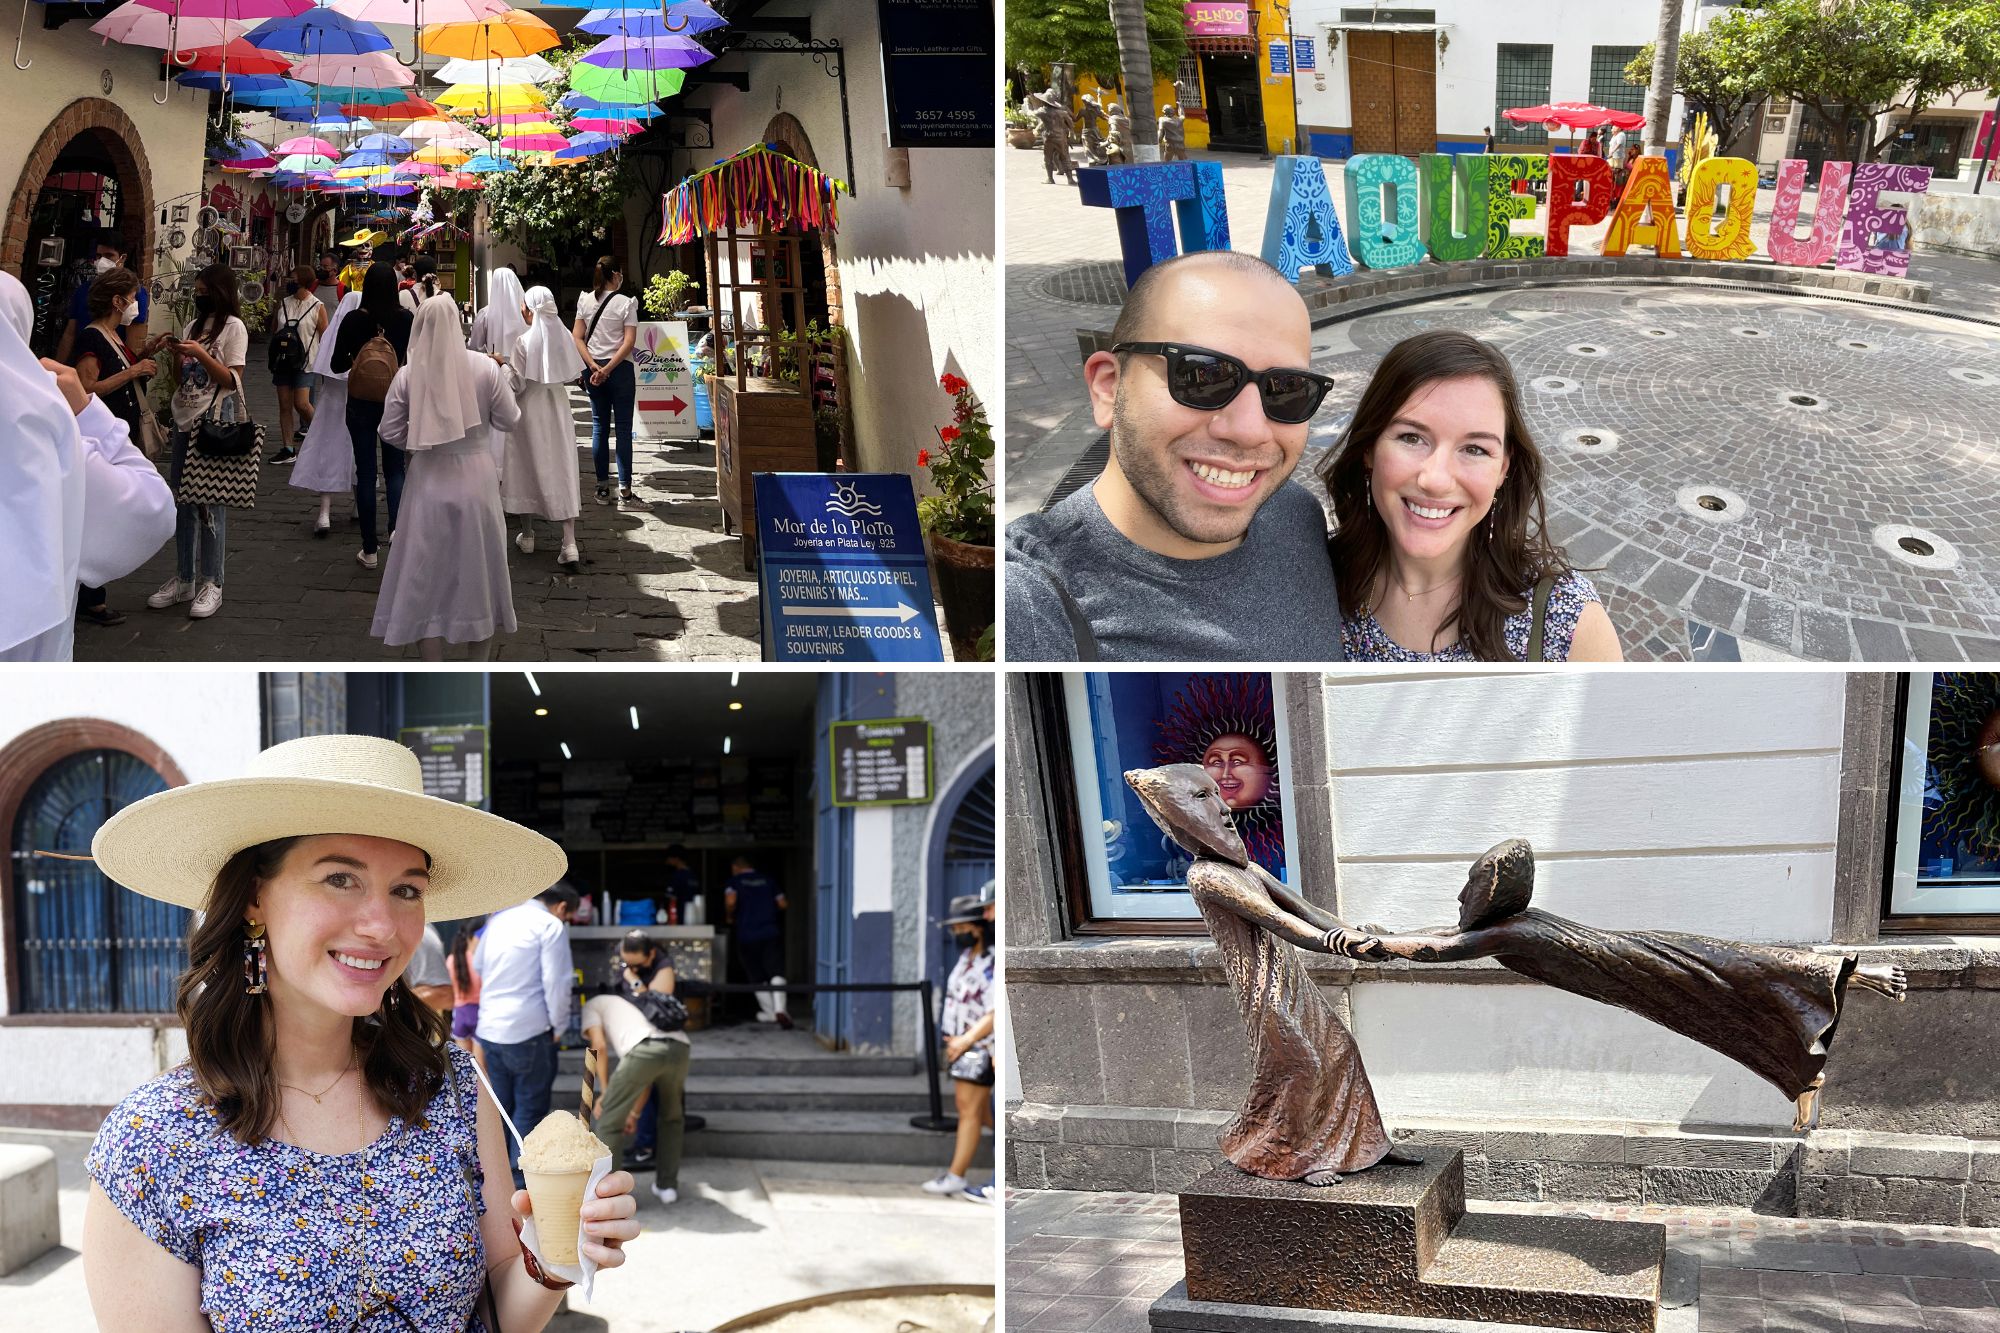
[1079,161,1232,288]
[1838,162,1931,277]
[1766,158,1854,267]
[1484,155,1548,259]
[1419,153,1488,262]
[1545,154,1615,258]
[1261,154,1355,281]
[1683,157,1758,261]
[1603,155,1683,258]
[1343,153,1425,269]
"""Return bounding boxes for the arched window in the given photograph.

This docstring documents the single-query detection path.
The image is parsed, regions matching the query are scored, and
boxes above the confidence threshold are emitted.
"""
[11,750,185,1013]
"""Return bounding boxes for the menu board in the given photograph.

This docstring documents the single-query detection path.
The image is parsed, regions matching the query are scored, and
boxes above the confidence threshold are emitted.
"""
[399,727,489,807]
[830,717,934,807]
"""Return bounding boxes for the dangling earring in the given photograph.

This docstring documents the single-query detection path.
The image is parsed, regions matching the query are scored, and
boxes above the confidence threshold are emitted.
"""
[1488,483,1501,544]
[1363,470,1375,513]
[243,921,269,995]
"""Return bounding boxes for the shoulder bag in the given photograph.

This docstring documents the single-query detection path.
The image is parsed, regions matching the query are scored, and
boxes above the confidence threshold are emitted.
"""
[194,373,262,458]
[98,329,167,460]
[444,1050,506,1333]
[1525,573,1556,663]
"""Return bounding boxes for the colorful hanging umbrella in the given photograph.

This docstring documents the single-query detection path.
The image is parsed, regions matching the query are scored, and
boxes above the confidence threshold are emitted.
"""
[278,152,340,171]
[279,134,342,154]
[411,142,474,162]
[245,7,390,54]
[177,68,292,90]
[131,0,311,19]
[346,95,440,118]
[568,116,641,135]
[355,132,413,153]
[1502,102,1645,133]
[435,53,560,84]
[475,109,556,125]
[578,35,714,70]
[338,149,397,167]
[320,83,420,103]
[460,153,516,173]
[559,92,665,117]
[331,0,509,21]
[419,10,558,59]
[233,81,317,106]
[568,62,683,102]
[290,50,413,86]
[555,132,618,159]
[405,121,487,146]
[92,7,252,53]
[395,160,448,175]
[436,81,545,113]
[499,130,567,150]
[576,1,723,36]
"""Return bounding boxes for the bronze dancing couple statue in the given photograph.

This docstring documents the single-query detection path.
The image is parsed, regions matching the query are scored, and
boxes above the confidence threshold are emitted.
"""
[1123,763,1909,1186]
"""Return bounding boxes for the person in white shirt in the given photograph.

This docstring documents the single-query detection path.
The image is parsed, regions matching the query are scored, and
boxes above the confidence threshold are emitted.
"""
[369,292,524,661]
[570,255,639,509]
[582,936,689,1208]
[474,883,578,1184]
[0,271,175,662]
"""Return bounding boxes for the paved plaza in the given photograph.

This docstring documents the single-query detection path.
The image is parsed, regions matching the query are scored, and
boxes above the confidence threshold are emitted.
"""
[1006,1187,2000,1333]
[72,373,762,662]
[1003,145,2000,662]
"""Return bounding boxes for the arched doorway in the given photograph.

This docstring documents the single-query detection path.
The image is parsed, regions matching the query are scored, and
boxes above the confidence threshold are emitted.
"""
[924,748,995,1000]
[761,111,849,469]
[2,99,158,358]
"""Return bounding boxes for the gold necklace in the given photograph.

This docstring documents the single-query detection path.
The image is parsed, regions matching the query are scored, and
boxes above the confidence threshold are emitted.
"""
[278,1049,357,1105]
[278,1080,395,1322]
[1394,573,1462,601]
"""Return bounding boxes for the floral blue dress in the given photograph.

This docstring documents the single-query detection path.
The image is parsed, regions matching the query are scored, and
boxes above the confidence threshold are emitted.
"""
[1340,570,1600,663]
[87,1042,491,1332]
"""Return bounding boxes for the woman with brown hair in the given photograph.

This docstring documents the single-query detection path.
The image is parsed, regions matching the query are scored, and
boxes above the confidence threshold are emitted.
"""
[81,734,640,1331]
[1321,330,1621,661]
[72,265,160,628]
[266,263,329,464]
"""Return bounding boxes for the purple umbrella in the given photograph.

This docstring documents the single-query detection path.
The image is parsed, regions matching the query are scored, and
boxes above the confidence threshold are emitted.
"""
[578,35,715,70]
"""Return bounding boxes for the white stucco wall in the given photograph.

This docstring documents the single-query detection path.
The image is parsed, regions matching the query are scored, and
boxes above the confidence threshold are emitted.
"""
[701,1,995,482]
[1324,671,1847,1129]
[0,20,211,341]
[1295,0,1688,147]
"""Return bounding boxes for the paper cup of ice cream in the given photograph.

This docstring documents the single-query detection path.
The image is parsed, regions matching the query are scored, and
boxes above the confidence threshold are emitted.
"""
[519,1111,612,1269]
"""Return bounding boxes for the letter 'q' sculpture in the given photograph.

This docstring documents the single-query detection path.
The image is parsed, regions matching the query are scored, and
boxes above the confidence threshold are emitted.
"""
[1125,763,1911,1195]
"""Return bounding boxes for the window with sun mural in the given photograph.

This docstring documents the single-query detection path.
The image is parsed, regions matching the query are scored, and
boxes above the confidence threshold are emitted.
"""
[1058,673,1295,922]
[1888,673,2000,929]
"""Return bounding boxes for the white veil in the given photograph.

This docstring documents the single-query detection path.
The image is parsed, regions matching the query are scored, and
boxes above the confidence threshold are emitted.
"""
[471,266,528,356]
[402,293,486,451]
[0,271,86,657]
[312,289,365,378]
[513,285,585,384]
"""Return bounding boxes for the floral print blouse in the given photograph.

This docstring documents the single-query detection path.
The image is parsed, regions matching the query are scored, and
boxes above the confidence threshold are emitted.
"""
[943,948,995,1052]
[87,1042,491,1332]
[1341,570,1601,663]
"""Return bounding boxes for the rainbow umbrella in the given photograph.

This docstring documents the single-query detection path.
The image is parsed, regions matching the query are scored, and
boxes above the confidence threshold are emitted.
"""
[578,35,713,70]
[568,62,682,102]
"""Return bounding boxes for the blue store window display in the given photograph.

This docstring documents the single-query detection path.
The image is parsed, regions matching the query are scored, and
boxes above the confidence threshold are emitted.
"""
[1889,672,2000,923]
[1064,672,1297,922]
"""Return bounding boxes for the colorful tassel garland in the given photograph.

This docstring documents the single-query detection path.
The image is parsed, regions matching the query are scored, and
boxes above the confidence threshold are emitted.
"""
[658,142,846,244]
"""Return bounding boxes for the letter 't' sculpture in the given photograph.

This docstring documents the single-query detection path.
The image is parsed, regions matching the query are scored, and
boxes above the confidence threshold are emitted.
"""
[1347,839,1909,1131]
[1125,763,1416,1184]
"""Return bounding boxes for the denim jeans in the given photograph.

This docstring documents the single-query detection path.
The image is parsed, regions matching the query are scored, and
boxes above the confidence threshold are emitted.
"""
[168,429,226,585]
[479,1029,557,1183]
[347,397,405,554]
[587,359,636,489]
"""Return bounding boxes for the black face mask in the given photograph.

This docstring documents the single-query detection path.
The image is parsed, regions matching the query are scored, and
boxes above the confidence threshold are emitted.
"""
[194,293,217,315]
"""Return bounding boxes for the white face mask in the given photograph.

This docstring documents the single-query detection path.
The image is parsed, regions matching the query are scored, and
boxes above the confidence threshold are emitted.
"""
[94,256,116,274]
[120,299,139,326]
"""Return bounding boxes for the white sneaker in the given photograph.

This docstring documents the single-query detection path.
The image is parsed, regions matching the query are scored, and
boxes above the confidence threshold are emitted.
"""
[146,577,192,609]
[920,1171,967,1196]
[651,1185,678,1206]
[356,549,379,570]
[557,543,580,568]
[188,583,222,619]
[515,531,535,555]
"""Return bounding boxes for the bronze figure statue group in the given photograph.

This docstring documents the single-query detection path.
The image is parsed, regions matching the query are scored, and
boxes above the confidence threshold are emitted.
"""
[1123,762,1909,1187]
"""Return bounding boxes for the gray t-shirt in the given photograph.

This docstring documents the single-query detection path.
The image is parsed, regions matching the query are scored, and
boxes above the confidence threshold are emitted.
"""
[1005,480,1347,661]
[402,925,451,990]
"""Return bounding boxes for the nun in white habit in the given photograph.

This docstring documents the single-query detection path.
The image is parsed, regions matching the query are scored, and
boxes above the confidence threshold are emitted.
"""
[498,285,584,568]
[290,289,363,535]
[0,271,174,661]
[467,265,529,359]
[370,292,523,661]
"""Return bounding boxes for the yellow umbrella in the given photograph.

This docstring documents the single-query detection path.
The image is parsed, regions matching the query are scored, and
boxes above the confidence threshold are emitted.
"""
[493,119,562,136]
[413,143,472,164]
[436,81,546,113]
[419,10,558,60]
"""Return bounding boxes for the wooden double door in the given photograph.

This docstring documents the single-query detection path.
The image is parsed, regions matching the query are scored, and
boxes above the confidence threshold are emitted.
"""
[1347,30,1436,157]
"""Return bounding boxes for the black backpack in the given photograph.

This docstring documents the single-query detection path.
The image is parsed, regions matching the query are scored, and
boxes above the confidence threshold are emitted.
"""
[267,303,308,375]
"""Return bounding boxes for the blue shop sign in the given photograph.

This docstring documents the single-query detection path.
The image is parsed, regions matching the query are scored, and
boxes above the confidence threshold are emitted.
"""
[755,472,946,662]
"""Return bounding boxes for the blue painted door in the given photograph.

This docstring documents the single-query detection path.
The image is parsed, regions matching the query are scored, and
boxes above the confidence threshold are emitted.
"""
[931,766,995,998]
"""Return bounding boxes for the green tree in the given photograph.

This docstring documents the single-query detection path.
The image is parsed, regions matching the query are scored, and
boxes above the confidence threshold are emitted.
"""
[1004,0,1187,93]
[470,35,641,248]
[1625,17,1765,154]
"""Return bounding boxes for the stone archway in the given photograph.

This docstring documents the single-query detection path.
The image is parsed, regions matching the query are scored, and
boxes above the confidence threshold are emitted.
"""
[758,111,851,463]
[2,98,158,286]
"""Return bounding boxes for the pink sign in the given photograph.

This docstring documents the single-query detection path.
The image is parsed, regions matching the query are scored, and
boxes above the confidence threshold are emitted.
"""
[1977,111,1995,161]
[1185,1,1249,36]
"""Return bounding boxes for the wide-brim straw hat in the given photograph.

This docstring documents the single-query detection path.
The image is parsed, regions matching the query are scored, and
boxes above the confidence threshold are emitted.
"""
[91,735,566,921]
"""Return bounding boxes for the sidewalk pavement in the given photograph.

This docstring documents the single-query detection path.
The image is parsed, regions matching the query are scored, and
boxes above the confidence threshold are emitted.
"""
[1005,1187,2000,1333]
[1,1129,995,1332]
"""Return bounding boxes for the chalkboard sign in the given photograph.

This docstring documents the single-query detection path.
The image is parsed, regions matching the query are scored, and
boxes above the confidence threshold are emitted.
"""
[399,726,490,807]
[830,717,935,807]
[876,0,995,149]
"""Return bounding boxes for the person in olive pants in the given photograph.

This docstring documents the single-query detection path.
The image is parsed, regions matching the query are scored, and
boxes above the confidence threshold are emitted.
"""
[582,992,690,1204]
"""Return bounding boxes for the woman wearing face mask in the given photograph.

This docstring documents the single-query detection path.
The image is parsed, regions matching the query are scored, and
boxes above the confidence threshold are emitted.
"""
[499,285,584,569]
[147,264,251,623]
[71,266,160,628]
[572,256,640,508]
[1323,331,1621,662]
[81,734,641,1332]
[920,892,996,1202]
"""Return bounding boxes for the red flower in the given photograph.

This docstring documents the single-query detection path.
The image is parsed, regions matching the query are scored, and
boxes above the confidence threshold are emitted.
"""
[940,373,968,395]
[918,448,932,466]
[938,425,961,443]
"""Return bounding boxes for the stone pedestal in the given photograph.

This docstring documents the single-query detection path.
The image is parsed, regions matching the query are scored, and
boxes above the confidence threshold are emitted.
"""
[1168,1149,1665,1333]
[0,1145,58,1277]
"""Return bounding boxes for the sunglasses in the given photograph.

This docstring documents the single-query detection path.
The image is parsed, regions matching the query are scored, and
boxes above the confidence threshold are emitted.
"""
[1113,342,1336,425]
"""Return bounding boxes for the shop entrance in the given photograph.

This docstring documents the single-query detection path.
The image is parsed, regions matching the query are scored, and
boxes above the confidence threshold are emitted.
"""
[19,133,134,358]
[1200,53,1266,151]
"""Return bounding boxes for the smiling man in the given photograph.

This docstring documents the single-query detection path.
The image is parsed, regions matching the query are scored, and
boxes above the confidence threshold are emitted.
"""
[1006,251,1346,660]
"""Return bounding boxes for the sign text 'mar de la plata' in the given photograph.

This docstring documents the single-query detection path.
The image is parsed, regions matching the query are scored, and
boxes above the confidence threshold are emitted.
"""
[1082,153,1932,289]
[754,472,946,663]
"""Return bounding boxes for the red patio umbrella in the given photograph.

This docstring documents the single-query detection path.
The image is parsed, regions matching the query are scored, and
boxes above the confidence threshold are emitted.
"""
[1503,102,1646,132]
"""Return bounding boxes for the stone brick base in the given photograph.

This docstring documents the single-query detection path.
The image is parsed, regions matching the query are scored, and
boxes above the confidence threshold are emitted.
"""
[1007,1103,2000,1229]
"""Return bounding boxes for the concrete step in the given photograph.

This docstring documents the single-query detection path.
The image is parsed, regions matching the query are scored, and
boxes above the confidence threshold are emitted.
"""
[550,1072,941,1112]
[684,1110,994,1168]
[557,1050,920,1080]
[1423,1211,1665,1313]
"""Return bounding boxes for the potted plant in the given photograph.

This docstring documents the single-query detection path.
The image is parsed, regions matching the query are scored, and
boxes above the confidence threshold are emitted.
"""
[643,269,698,317]
[918,372,995,660]
[1005,81,1038,150]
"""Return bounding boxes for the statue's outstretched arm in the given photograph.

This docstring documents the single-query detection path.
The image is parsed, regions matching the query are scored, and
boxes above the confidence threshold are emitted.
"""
[1248,863,1348,937]
[1192,865,1339,953]
[1352,928,1506,964]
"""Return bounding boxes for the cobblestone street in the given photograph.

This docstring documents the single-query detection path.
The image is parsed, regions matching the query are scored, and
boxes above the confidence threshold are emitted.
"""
[75,377,766,662]
[1006,1188,2000,1333]
[1003,145,2000,662]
